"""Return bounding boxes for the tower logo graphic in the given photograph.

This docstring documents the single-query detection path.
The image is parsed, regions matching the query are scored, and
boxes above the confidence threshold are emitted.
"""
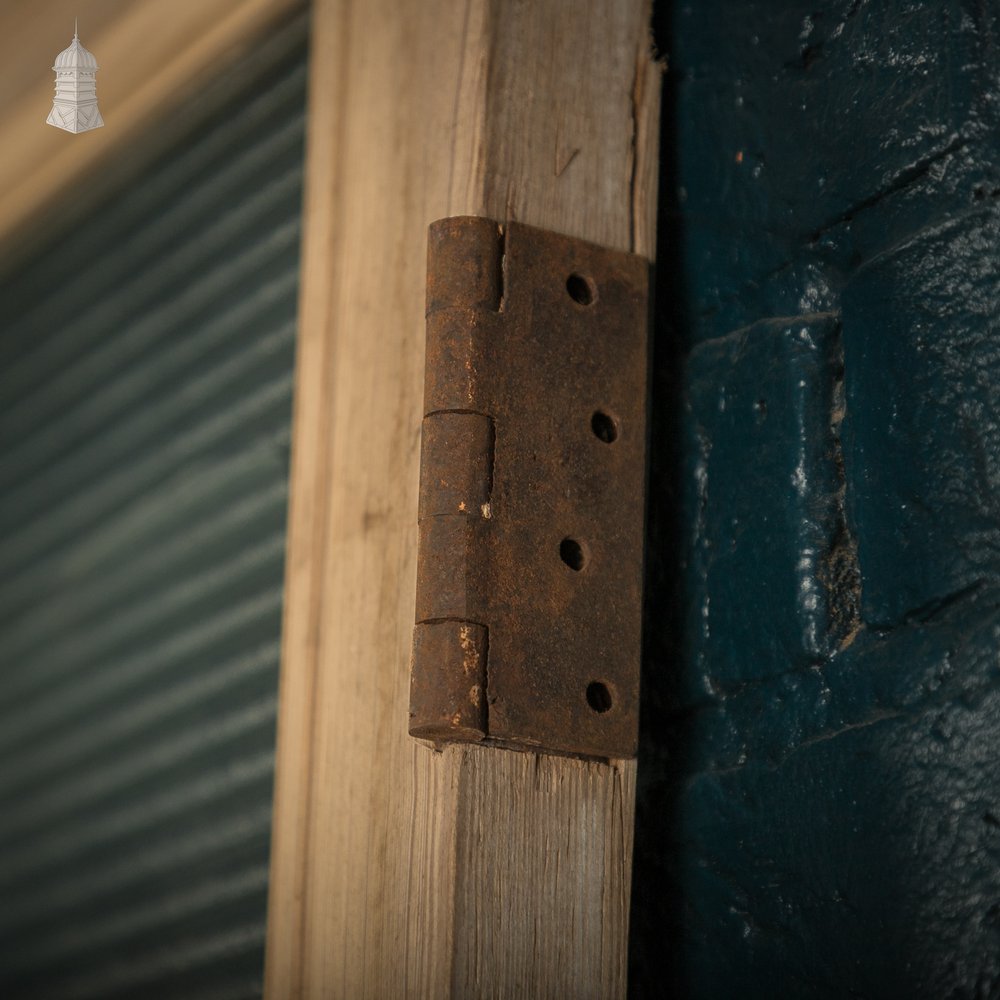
[46,20,104,134]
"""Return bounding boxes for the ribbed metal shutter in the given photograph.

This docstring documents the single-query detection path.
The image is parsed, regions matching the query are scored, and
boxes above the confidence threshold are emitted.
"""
[0,12,307,999]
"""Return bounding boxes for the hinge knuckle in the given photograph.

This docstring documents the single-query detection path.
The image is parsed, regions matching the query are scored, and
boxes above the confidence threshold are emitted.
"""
[410,620,488,742]
[424,217,502,412]
[419,412,494,519]
[426,216,502,315]
[415,515,488,623]
[423,314,484,413]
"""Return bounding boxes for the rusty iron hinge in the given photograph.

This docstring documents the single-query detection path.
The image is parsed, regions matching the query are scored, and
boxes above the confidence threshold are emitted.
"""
[408,216,649,759]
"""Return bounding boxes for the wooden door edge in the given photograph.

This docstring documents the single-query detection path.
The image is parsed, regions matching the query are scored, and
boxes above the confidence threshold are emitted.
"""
[265,1,661,995]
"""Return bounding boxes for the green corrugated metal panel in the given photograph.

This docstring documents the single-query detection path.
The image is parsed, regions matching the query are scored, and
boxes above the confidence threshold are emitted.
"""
[0,11,308,998]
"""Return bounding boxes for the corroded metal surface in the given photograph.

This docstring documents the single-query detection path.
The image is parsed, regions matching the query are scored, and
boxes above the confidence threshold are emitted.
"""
[409,216,649,759]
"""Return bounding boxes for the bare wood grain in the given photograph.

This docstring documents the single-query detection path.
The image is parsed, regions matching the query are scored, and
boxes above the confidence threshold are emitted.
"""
[0,0,302,266]
[265,0,660,996]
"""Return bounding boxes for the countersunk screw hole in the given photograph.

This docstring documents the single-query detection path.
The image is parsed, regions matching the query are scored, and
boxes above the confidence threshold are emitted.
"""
[586,681,612,713]
[566,273,596,305]
[591,411,618,443]
[560,537,586,571]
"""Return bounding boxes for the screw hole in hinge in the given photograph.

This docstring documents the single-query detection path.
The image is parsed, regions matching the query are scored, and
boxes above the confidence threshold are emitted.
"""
[591,410,618,443]
[559,537,587,571]
[566,273,596,306]
[586,681,613,713]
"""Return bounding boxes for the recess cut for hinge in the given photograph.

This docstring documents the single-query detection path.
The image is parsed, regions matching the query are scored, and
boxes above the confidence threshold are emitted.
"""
[408,216,649,760]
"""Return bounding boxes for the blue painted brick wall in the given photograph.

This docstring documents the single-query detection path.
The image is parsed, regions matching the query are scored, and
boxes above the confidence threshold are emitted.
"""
[633,3,1000,996]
